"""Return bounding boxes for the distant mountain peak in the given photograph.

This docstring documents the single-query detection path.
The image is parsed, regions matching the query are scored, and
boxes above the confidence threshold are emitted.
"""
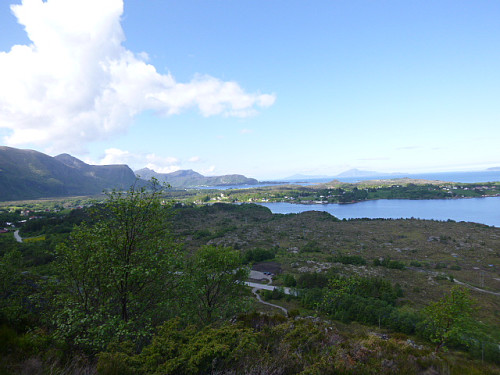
[335,168,380,178]
[168,169,203,178]
[0,147,138,201]
[134,167,257,188]
[55,153,89,169]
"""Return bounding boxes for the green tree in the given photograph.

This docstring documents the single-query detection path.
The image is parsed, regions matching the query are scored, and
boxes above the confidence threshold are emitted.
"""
[0,248,24,326]
[183,245,250,325]
[52,180,180,351]
[418,286,474,352]
[282,273,297,287]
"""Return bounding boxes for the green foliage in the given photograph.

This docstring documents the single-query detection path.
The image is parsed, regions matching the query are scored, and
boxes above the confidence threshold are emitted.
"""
[296,272,330,289]
[301,240,321,253]
[417,286,475,352]
[281,273,296,287]
[181,245,250,325]
[319,275,414,332]
[373,257,405,269]
[0,249,30,327]
[330,254,366,265]
[435,262,448,269]
[20,208,88,236]
[100,319,261,375]
[192,229,211,239]
[242,247,275,264]
[51,180,179,352]
[97,341,138,375]
[261,287,287,301]
[299,288,324,309]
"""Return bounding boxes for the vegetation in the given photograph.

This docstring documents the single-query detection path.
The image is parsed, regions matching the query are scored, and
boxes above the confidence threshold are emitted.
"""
[51,180,180,352]
[1,192,500,374]
[0,146,137,201]
[174,178,500,205]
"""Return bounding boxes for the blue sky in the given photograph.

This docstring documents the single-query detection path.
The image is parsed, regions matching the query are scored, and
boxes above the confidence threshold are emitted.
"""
[1,0,499,179]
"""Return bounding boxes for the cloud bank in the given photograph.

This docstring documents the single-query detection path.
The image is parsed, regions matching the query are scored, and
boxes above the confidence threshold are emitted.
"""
[0,0,275,154]
[95,148,180,174]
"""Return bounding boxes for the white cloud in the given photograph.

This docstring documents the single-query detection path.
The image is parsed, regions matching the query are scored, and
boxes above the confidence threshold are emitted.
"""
[94,148,180,173]
[144,163,180,174]
[203,165,216,175]
[0,0,275,154]
[188,156,201,162]
[240,128,253,134]
[98,148,133,165]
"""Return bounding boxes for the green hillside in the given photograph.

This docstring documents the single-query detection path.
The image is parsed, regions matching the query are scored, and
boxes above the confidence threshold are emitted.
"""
[0,146,138,201]
[135,167,259,188]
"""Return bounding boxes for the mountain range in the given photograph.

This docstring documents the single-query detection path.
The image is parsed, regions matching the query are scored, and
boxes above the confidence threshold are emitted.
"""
[135,167,258,188]
[0,146,137,201]
[0,147,259,201]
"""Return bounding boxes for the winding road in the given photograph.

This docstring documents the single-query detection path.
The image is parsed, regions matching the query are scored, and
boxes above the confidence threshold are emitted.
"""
[246,270,293,314]
[14,230,23,243]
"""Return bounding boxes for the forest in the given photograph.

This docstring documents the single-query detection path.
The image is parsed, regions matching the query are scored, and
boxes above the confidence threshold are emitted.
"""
[1,182,500,374]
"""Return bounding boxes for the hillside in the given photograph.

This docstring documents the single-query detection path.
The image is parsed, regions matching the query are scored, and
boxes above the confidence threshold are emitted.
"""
[2,200,500,373]
[172,204,500,327]
[135,167,259,188]
[0,147,138,201]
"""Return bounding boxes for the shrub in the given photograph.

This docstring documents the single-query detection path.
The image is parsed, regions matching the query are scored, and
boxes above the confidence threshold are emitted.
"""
[297,273,329,289]
[243,248,275,264]
[373,258,405,270]
[330,254,366,265]
[282,274,296,287]
[301,241,321,253]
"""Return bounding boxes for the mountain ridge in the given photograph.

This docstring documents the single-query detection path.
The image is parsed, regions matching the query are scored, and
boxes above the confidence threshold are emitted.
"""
[135,167,258,188]
[0,146,138,201]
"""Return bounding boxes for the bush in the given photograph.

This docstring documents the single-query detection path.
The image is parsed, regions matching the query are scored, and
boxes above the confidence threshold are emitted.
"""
[243,248,275,264]
[301,240,321,253]
[300,288,324,309]
[330,254,366,265]
[297,273,329,289]
[282,274,296,287]
[261,288,286,301]
[373,258,405,270]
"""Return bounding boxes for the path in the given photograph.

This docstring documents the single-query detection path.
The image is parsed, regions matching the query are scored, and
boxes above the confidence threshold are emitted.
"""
[408,266,500,297]
[246,269,292,315]
[251,287,288,315]
[452,278,500,297]
[245,281,294,295]
[14,230,22,243]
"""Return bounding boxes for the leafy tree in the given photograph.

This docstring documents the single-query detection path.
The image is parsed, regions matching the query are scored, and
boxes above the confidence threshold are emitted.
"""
[282,273,296,287]
[52,180,180,351]
[182,245,249,325]
[319,275,404,326]
[242,247,275,264]
[296,272,329,289]
[418,286,474,352]
[0,248,24,325]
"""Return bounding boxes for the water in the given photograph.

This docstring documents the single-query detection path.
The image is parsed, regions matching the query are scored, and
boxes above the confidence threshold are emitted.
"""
[200,171,500,190]
[282,171,500,185]
[257,197,500,227]
[196,182,287,190]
